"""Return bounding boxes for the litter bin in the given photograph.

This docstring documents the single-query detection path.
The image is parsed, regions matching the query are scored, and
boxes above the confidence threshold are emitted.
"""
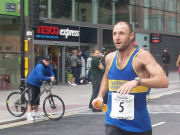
[67,73,72,82]
[0,74,10,90]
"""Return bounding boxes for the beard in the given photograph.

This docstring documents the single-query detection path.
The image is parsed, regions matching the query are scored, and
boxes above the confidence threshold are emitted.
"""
[115,43,129,52]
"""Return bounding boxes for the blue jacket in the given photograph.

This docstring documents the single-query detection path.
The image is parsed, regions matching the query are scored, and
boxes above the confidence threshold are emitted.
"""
[27,63,54,87]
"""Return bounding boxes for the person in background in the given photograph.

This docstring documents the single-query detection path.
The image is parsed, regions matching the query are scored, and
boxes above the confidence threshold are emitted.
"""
[68,49,79,86]
[131,40,139,49]
[162,48,170,76]
[77,50,82,84]
[26,55,55,122]
[52,53,58,82]
[86,52,93,83]
[92,21,168,135]
[176,54,180,79]
[89,49,104,112]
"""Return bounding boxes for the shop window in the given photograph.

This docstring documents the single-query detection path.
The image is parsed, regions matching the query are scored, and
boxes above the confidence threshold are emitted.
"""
[103,29,113,45]
[128,0,136,5]
[151,10,164,32]
[136,0,150,7]
[80,27,97,44]
[165,0,176,12]
[164,12,176,33]
[0,53,21,89]
[177,14,180,34]
[135,7,150,30]
[177,0,180,13]
[151,0,164,10]
[76,0,92,23]
[99,0,112,25]
[51,0,72,20]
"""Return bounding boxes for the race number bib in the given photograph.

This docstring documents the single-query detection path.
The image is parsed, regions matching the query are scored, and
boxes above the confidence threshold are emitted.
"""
[110,93,134,120]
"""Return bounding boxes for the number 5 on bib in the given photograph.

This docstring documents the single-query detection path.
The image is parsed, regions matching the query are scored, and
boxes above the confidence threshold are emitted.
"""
[110,93,134,120]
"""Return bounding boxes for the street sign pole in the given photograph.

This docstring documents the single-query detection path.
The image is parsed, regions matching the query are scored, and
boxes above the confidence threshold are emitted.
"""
[20,0,26,110]
[20,0,25,82]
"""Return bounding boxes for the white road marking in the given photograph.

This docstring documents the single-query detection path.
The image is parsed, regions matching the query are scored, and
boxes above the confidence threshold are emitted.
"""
[152,122,166,127]
[150,112,180,114]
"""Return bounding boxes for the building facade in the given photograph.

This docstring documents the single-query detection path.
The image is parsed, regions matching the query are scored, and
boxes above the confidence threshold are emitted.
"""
[0,0,21,90]
[1,0,180,89]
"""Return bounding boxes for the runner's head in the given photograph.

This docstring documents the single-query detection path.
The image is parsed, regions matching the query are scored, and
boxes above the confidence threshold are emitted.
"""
[113,21,134,52]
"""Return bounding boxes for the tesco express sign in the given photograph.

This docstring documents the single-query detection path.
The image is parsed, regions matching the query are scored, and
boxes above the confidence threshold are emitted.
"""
[35,24,80,41]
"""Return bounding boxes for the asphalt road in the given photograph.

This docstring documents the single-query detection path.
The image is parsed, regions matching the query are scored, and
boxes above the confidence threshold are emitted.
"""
[0,92,180,135]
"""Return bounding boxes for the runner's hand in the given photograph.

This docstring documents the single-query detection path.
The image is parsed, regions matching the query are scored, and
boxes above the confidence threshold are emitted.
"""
[117,80,138,95]
[92,97,103,110]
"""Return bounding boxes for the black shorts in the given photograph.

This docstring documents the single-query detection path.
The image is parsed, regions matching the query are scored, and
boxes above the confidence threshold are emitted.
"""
[105,124,152,135]
[27,83,40,106]
[71,67,78,77]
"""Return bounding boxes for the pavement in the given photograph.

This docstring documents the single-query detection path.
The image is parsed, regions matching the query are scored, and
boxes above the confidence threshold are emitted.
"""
[0,71,180,127]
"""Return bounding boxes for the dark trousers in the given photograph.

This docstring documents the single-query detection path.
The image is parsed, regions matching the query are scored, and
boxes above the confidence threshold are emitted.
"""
[105,125,152,135]
[72,67,79,84]
[87,70,91,82]
[27,83,40,106]
[76,66,81,84]
[163,63,169,76]
[89,77,101,109]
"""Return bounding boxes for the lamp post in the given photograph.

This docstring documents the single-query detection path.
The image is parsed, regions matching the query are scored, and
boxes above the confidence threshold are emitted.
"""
[20,0,25,83]
[20,0,26,110]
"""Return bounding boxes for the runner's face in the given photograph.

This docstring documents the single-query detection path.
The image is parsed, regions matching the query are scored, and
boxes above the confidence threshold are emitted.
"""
[113,23,133,52]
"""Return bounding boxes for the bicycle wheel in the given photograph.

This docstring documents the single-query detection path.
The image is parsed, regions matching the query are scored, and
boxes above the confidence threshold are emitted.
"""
[43,95,65,120]
[6,92,27,117]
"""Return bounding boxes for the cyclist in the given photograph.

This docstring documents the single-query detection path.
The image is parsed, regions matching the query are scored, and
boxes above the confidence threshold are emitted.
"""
[26,55,55,122]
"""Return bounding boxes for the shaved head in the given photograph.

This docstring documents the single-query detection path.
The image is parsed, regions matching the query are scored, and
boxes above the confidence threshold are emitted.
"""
[114,21,133,35]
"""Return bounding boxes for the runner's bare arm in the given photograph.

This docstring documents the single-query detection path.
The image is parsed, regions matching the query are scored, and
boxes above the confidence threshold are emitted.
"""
[117,50,168,95]
[136,50,169,88]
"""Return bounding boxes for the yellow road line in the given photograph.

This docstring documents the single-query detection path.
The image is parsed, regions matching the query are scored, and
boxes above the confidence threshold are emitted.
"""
[0,113,76,130]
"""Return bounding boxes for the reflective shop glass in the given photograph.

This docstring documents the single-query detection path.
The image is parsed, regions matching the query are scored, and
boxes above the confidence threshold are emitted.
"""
[136,0,150,7]
[177,0,180,13]
[0,15,20,53]
[51,0,72,20]
[99,1,135,25]
[0,15,21,89]
[39,0,48,18]
[151,10,164,32]
[177,14,180,34]
[135,7,150,30]
[128,0,136,5]
[103,29,113,45]
[0,53,21,89]
[165,0,176,12]
[80,27,97,43]
[164,12,176,33]
[151,0,164,10]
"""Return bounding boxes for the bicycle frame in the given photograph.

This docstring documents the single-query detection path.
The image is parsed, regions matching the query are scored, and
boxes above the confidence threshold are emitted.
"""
[19,82,53,105]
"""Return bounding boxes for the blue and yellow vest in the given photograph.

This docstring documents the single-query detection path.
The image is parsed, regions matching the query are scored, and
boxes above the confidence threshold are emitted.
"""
[105,49,152,132]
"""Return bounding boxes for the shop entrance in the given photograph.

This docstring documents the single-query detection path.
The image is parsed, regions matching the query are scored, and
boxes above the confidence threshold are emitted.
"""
[48,46,61,84]
[34,45,63,84]
[34,44,83,84]
[49,46,81,84]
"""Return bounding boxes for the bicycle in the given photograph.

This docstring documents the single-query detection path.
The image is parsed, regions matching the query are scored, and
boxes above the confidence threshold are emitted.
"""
[6,80,65,121]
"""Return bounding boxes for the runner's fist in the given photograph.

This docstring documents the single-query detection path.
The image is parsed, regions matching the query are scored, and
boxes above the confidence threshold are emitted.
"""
[92,97,103,110]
